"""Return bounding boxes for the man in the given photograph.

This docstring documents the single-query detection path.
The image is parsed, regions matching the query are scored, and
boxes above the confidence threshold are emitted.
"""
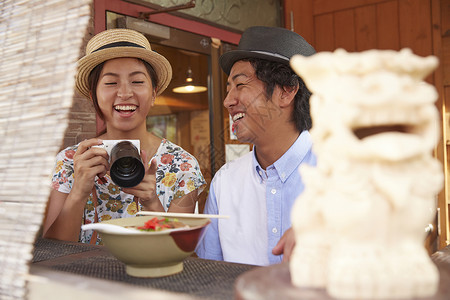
[196,26,316,265]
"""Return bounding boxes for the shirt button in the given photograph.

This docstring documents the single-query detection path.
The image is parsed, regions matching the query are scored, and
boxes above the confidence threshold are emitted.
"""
[272,228,278,233]
[281,172,286,179]
[271,189,276,194]
[259,171,263,176]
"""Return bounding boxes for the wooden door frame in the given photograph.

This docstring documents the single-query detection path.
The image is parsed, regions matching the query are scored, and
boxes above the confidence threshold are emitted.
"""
[93,0,241,42]
[431,0,449,250]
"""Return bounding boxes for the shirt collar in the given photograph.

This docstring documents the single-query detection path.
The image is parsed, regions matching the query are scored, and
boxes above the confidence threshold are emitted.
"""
[253,131,313,183]
[253,154,267,183]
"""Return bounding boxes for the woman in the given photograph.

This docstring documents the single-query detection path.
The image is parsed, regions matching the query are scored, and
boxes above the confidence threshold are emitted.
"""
[43,29,206,244]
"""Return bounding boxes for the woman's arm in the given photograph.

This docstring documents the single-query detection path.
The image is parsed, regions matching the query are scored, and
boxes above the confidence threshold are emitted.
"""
[43,189,88,241]
[167,189,199,213]
[43,138,108,241]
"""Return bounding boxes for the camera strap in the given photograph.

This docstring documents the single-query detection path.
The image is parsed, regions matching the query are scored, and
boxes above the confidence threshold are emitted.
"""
[89,187,99,245]
[87,187,140,245]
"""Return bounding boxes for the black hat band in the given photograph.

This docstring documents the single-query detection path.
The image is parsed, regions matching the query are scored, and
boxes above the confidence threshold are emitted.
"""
[93,41,145,53]
[251,50,289,61]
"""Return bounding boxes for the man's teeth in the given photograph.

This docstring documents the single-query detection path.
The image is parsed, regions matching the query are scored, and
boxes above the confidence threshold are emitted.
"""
[233,113,245,122]
[114,105,137,111]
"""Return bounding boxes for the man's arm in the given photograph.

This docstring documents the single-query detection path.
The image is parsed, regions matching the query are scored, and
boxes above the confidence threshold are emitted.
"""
[195,183,223,260]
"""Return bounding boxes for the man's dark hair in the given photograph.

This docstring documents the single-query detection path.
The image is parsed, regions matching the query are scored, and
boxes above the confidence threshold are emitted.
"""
[245,58,312,132]
[88,60,158,120]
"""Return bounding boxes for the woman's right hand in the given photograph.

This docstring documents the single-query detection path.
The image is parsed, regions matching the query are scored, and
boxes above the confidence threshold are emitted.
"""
[43,138,109,241]
[71,138,109,198]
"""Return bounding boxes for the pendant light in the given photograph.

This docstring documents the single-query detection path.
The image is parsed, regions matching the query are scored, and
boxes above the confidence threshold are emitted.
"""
[172,67,207,93]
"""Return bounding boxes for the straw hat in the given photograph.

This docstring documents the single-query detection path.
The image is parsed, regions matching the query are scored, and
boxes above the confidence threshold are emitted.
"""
[220,26,316,75]
[76,29,172,98]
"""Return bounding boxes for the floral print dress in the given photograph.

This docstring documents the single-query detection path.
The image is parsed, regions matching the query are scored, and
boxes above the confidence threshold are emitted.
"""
[51,139,206,244]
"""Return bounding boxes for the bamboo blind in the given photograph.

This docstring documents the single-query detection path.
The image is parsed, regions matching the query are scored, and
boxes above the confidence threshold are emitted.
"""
[0,0,91,299]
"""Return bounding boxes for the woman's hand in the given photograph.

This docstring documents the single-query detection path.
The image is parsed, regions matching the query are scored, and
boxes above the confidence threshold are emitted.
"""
[122,149,164,211]
[122,150,200,213]
[43,138,109,241]
[72,138,109,199]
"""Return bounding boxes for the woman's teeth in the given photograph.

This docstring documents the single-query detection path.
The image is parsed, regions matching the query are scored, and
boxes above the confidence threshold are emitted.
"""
[233,113,245,122]
[114,105,137,112]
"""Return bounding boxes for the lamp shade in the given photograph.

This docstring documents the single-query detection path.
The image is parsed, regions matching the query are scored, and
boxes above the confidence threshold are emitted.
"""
[173,67,207,94]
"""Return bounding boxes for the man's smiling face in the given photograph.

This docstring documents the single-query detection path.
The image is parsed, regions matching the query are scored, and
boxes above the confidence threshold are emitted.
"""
[224,60,281,144]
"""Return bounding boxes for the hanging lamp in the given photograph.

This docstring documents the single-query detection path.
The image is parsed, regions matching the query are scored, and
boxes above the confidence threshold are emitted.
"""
[172,67,207,93]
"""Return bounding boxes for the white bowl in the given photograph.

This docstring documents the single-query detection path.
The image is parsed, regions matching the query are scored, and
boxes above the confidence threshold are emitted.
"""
[88,214,210,277]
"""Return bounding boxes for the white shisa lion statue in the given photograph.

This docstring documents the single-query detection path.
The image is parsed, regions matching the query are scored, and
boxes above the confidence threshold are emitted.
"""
[289,48,443,299]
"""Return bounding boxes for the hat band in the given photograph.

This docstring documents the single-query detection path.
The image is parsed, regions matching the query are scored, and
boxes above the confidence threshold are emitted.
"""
[93,41,146,53]
[250,50,290,61]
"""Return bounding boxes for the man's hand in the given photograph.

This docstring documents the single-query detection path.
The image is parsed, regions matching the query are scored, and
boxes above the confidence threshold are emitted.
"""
[272,227,295,262]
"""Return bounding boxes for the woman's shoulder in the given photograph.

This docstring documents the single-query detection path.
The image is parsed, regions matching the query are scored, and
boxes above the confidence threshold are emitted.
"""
[155,139,202,170]
[158,139,192,156]
[55,144,79,161]
[159,138,181,150]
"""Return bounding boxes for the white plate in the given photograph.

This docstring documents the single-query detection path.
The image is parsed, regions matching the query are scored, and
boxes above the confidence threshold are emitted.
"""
[81,222,193,235]
[136,211,229,219]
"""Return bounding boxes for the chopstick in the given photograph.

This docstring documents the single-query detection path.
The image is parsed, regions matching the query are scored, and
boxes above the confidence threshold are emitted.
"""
[136,211,229,219]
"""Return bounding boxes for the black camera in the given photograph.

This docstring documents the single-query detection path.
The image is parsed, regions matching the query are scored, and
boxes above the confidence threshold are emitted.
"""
[95,140,145,188]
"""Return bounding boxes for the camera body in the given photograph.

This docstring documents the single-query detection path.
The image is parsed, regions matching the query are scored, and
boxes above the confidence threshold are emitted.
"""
[96,139,140,157]
[94,140,145,188]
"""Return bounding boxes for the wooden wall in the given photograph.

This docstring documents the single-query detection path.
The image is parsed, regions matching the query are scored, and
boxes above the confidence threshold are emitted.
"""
[62,3,97,150]
[284,0,450,251]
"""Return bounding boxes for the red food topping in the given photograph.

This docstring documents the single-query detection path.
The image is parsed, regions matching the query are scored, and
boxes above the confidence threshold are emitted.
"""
[137,217,177,231]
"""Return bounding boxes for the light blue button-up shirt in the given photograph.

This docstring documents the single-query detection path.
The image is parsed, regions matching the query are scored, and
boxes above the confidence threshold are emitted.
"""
[196,131,316,265]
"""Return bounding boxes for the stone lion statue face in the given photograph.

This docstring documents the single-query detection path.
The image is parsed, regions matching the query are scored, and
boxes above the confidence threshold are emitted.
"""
[291,48,439,163]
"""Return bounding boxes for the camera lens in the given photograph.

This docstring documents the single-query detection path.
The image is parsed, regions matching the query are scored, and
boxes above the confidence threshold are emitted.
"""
[109,141,145,188]
[115,157,137,175]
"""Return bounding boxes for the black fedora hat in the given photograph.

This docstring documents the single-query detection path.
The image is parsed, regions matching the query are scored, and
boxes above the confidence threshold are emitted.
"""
[220,26,316,75]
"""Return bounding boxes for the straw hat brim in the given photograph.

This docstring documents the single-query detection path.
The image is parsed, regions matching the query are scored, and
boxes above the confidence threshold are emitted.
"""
[76,47,172,98]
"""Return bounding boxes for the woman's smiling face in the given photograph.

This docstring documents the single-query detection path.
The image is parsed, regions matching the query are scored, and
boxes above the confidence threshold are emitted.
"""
[96,57,156,133]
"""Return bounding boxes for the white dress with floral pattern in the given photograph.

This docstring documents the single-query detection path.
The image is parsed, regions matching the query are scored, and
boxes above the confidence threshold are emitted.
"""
[51,139,206,244]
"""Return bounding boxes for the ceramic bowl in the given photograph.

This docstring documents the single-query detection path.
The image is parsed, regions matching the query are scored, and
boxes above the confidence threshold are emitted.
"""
[92,214,210,278]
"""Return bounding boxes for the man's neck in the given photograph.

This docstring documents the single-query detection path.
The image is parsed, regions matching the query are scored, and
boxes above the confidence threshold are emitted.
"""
[254,130,301,170]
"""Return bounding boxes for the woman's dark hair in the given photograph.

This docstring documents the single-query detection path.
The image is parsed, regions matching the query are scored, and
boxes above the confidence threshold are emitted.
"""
[244,58,312,132]
[88,59,158,120]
